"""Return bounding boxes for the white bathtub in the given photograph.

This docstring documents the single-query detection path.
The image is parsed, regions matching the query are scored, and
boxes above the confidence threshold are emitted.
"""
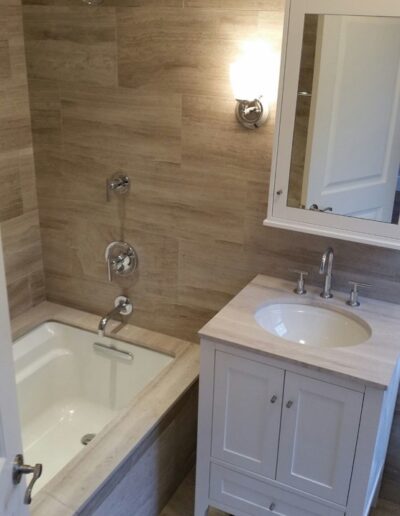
[14,321,173,493]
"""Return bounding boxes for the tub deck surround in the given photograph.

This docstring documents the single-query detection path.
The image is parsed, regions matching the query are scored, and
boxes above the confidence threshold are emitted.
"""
[199,274,400,389]
[11,301,199,516]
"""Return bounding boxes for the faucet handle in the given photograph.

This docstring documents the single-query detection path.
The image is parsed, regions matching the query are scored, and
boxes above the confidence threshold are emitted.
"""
[105,241,138,282]
[289,269,308,295]
[346,281,372,307]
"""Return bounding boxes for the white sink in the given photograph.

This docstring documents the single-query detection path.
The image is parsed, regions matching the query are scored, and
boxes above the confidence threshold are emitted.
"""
[255,303,371,348]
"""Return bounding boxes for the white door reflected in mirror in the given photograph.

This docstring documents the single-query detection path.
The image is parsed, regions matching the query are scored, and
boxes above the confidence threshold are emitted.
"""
[288,14,400,224]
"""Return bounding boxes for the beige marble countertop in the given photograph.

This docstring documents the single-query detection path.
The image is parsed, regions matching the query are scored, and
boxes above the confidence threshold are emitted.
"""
[12,301,199,516]
[200,275,400,390]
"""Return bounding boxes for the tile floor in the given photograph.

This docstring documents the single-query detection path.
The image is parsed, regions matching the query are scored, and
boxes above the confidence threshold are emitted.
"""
[160,469,400,516]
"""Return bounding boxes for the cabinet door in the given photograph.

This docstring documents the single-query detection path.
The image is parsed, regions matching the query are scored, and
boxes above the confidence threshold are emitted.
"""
[211,351,284,478]
[277,372,363,504]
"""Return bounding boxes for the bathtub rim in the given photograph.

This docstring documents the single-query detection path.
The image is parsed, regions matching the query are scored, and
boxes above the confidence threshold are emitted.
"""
[11,301,199,516]
[14,318,176,358]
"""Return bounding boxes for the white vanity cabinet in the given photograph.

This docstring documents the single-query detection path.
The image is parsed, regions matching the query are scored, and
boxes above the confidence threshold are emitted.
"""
[195,339,399,516]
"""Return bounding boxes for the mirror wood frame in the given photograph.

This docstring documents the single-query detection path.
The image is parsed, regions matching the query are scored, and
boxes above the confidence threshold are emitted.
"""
[265,0,400,250]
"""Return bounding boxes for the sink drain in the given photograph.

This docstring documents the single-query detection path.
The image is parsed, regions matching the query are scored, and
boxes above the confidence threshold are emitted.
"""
[81,433,96,446]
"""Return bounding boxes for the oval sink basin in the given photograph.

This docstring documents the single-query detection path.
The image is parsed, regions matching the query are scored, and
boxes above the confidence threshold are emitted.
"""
[255,303,371,348]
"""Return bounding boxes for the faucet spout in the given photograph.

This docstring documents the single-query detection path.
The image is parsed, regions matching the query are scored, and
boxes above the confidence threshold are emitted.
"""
[97,296,133,337]
[319,247,334,299]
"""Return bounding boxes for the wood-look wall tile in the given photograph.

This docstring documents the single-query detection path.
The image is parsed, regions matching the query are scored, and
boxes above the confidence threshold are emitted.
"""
[22,6,117,86]
[29,269,46,305]
[178,240,252,312]
[43,271,121,315]
[0,2,43,319]
[0,151,23,222]
[7,271,45,320]
[119,153,244,245]
[60,86,182,165]
[39,209,77,277]
[0,82,33,154]
[0,211,43,285]
[184,0,283,10]
[0,6,30,87]
[27,79,61,149]
[19,147,38,212]
[22,0,182,5]
[0,0,21,6]
[120,160,187,236]
[0,112,32,154]
[7,277,32,319]
[182,95,271,180]
[117,7,260,96]
[0,40,11,78]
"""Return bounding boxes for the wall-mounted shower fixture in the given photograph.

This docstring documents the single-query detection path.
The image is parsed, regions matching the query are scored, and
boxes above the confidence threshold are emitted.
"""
[106,174,130,201]
[105,241,138,282]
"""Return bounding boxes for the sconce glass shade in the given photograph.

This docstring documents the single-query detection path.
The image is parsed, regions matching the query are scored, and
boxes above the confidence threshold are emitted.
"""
[230,40,274,128]
[230,60,269,102]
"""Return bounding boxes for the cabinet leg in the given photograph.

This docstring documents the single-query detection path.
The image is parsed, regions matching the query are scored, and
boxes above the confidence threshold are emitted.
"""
[194,501,209,516]
[372,471,383,508]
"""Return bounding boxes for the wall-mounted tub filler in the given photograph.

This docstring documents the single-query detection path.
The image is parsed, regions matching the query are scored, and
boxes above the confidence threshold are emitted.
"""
[98,296,133,337]
[105,241,138,282]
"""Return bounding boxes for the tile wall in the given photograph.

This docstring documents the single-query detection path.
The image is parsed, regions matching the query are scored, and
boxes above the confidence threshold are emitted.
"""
[0,0,44,319]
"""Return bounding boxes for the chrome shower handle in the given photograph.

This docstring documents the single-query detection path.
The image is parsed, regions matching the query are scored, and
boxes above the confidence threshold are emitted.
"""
[106,174,130,201]
[105,241,138,282]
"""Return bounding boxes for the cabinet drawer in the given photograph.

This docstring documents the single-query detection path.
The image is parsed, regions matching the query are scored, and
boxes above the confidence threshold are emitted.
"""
[210,463,345,516]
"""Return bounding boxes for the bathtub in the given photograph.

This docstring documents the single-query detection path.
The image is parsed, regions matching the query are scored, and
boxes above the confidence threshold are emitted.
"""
[11,302,199,516]
[14,321,173,492]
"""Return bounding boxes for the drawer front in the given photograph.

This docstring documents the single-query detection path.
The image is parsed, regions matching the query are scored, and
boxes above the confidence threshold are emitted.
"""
[211,351,284,478]
[210,463,345,516]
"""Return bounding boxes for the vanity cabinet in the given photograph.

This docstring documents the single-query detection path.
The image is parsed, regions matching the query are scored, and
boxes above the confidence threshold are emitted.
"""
[195,340,399,516]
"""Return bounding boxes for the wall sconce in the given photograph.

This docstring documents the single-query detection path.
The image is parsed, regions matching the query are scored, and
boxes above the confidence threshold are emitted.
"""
[230,40,275,129]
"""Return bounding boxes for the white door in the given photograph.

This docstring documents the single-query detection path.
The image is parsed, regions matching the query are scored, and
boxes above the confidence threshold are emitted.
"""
[211,351,284,478]
[0,239,29,516]
[277,372,363,505]
[303,15,400,222]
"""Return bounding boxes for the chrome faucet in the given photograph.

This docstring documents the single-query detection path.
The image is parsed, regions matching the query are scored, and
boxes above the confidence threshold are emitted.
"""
[98,296,133,337]
[319,247,334,299]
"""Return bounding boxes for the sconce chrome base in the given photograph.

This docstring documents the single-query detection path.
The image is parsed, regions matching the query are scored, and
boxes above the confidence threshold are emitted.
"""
[235,97,269,129]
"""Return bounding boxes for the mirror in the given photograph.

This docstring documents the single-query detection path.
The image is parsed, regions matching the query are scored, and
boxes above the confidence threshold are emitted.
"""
[288,14,400,224]
[266,0,400,249]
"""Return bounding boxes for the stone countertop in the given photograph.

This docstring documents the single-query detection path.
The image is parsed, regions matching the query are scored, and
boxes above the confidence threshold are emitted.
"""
[199,275,400,390]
